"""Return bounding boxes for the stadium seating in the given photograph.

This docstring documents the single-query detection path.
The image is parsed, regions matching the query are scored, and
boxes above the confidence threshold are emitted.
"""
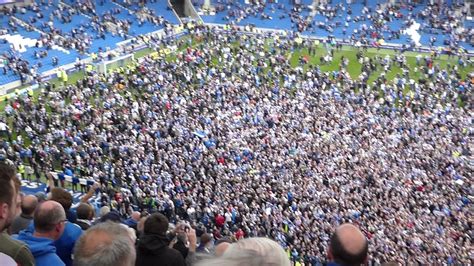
[0,0,181,86]
[195,0,473,49]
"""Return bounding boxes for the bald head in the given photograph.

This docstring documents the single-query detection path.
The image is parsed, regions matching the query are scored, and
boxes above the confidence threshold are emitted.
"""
[131,211,140,222]
[33,200,66,239]
[329,223,368,266]
[21,195,38,216]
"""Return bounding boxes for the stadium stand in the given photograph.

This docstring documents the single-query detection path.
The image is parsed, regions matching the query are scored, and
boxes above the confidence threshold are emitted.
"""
[0,0,181,86]
[194,0,473,49]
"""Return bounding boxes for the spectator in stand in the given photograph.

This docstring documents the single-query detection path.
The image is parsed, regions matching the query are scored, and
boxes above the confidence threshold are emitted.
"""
[135,213,186,266]
[46,186,82,266]
[196,233,213,255]
[197,237,291,266]
[16,200,67,266]
[99,206,111,219]
[73,221,136,266]
[44,175,100,265]
[0,163,34,266]
[50,187,76,223]
[74,203,94,230]
[35,192,47,203]
[327,224,368,266]
[123,211,141,231]
[10,194,38,235]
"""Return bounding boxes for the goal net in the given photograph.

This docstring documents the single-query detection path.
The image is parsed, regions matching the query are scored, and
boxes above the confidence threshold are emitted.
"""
[96,53,134,75]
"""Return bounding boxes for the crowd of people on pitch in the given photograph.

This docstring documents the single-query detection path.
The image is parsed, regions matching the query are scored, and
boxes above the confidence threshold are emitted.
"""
[0,25,472,265]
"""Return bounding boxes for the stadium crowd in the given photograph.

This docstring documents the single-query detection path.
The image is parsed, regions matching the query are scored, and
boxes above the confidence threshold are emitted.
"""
[210,0,473,49]
[0,24,472,266]
[1,0,176,84]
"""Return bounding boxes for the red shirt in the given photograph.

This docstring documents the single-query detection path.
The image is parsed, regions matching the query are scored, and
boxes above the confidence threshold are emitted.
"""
[217,157,225,164]
[235,229,245,240]
[216,215,225,227]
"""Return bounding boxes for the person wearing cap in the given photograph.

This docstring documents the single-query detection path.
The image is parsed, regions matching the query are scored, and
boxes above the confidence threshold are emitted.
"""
[35,192,47,203]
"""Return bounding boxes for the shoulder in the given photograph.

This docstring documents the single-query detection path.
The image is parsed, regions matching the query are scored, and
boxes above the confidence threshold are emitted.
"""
[0,234,34,266]
[0,233,27,250]
[37,253,65,266]
[14,246,34,266]
[168,247,185,261]
[66,222,83,237]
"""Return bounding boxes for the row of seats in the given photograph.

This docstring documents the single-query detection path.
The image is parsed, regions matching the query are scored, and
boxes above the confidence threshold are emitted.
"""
[196,0,472,49]
[0,0,180,85]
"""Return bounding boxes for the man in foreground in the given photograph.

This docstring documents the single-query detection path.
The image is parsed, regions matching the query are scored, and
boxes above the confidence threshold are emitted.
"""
[73,221,136,266]
[135,213,186,266]
[16,200,67,266]
[327,223,369,266]
[0,162,35,266]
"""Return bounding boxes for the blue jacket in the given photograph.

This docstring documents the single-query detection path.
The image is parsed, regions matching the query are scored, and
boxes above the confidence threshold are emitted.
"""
[26,221,82,266]
[15,231,65,266]
[54,222,82,266]
[123,218,137,229]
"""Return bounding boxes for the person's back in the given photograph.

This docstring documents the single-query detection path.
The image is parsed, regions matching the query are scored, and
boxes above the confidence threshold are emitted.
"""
[10,212,33,235]
[16,230,64,266]
[135,213,185,266]
[54,221,82,265]
[74,203,94,230]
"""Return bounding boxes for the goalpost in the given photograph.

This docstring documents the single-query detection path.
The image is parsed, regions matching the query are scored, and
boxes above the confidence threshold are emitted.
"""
[96,53,135,75]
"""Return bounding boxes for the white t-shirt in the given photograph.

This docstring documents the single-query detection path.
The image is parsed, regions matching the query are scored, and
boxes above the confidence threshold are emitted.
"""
[0,122,8,131]
[0,252,16,266]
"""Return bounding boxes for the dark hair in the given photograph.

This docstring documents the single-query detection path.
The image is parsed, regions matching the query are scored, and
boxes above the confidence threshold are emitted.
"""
[200,233,213,245]
[76,203,93,220]
[50,187,73,211]
[0,163,18,206]
[144,213,169,235]
[34,202,66,233]
[330,231,368,266]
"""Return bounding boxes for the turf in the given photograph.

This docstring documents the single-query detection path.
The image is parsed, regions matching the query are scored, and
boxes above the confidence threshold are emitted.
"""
[289,46,471,83]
